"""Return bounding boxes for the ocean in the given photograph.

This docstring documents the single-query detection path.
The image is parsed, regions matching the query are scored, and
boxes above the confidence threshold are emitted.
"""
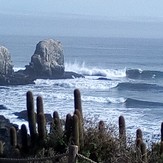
[0,35,163,141]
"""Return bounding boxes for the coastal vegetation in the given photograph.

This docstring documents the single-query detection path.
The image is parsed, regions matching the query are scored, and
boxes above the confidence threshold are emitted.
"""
[0,89,163,163]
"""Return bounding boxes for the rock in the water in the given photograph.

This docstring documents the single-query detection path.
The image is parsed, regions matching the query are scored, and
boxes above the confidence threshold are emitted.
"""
[0,46,13,76]
[25,39,65,79]
[14,110,52,122]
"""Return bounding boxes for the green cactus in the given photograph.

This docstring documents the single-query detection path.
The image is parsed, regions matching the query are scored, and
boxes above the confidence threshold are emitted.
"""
[21,124,28,152]
[161,122,163,142]
[0,141,3,156]
[36,96,44,120]
[65,113,72,144]
[141,142,147,163]
[98,120,105,133]
[74,109,84,149]
[74,89,83,123]
[118,115,126,147]
[26,91,37,145]
[136,128,143,140]
[10,127,17,147]
[37,113,46,141]
[51,111,63,135]
[72,114,79,147]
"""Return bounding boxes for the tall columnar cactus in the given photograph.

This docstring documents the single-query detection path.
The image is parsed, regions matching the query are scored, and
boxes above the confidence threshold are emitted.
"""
[118,115,126,147]
[37,113,46,141]
[51,111,63,135]
[10,127,17,147]
[36,96,44,119]
[141,142,147,163]
[74,109,84,149]
[161,122,163,142]
[136,128,143,140]
[21,124,28,152]
[0,141,3,156]
[74,89,83,123]
[72,114,79,148]
[98,120,105,133]
[65,113,72,144]
[26,91,37,145]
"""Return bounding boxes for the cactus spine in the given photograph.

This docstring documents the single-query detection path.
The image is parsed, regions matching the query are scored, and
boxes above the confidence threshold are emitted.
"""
[10,127,17,147]
[119,115,126,147]
[26,91,37,145]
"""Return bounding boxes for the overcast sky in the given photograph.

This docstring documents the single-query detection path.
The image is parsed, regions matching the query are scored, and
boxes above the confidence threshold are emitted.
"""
[1,0,163,38]
[0,0,163,18]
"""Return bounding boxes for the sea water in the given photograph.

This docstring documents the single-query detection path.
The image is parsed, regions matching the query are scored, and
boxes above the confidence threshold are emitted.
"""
[0,35,163,141]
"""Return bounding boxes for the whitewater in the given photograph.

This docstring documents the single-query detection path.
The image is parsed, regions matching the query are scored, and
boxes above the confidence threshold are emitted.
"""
[1,36,163,141]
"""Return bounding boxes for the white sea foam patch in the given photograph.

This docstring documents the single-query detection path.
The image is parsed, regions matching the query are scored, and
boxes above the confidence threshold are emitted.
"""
[13,67,25,72]
[82,96,126,104]
[65,62,126,78]
[35,78,118,90]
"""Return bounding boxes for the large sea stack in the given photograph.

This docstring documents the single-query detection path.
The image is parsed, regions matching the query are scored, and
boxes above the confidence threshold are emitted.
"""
[0,39,83,85]
[25,39,65,79]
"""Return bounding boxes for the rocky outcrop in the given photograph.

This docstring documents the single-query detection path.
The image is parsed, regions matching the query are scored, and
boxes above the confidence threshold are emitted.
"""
[0,39,84,85]
[0,46,13,76]
[25,39,65,79]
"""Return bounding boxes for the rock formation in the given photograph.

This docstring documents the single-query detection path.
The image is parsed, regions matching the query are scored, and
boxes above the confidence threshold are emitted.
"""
[0,39,84,85]
[0,46,13,76]
[25,39,65,79]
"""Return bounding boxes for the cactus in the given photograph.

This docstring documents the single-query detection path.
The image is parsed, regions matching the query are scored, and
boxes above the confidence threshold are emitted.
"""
[74,109,84,149]
[72,114,79,147]
[38,113,46,141]
[136,128,143,140]
[26,91,37,145]
[119,115,126,147]
[36,96,44,114]
[161,122,163,142]
[141,142,147,163]
[36,96,44,123]
[21,124,28,152]
[52,111,63,135]
[0,141,3,156]
[10,127,17,147]
[74,89,83,123]
[65,113,72,144]
[98,120,105,133]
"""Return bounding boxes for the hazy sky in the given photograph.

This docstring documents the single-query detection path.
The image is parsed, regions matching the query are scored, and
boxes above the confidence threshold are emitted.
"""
[0,0,163,18]
[1,0,163,38]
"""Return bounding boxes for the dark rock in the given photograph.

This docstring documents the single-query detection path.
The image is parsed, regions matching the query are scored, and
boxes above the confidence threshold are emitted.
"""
[0,105,8,110]
[14,110,52,122]
[60,71,84,79]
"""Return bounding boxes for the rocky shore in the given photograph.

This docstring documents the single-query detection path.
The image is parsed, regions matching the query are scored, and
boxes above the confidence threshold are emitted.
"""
[0,39,84,85]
